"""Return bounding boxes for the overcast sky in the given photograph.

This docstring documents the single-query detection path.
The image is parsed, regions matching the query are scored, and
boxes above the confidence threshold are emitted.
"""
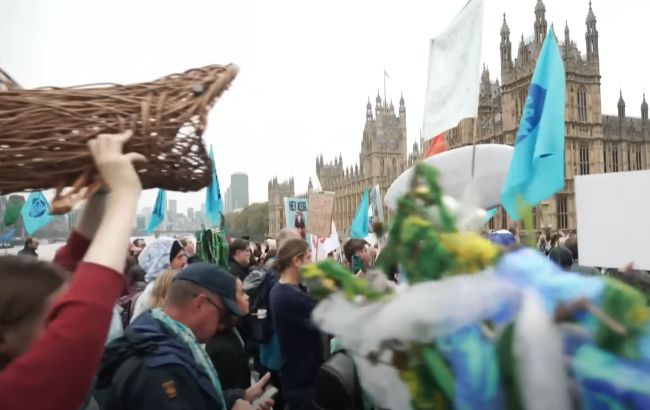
[1,0,647,215]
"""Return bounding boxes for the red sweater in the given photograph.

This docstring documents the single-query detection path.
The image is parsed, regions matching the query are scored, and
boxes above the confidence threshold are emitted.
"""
[0,231,125,410]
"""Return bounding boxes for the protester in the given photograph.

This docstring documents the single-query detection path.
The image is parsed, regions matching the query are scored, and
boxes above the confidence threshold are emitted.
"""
[207,278,251,390]
[270,238,322,410]
[343,239,370,273]
[118,264,147,328]
[130,238,187,322]
[96,263,274,410]
[148,269,180,309]
[0,130,144,410]
[229,238,252,281]
[564,234,600,275]
[181,237,201,264]
[548,246,574,271]
[17,237,39,258]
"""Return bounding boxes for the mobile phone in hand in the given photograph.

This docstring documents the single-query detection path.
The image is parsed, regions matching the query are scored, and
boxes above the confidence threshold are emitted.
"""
[252,385,278,407]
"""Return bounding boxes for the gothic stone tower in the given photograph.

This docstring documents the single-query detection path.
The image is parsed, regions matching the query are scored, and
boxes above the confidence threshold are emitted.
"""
[267,177,294,237]
[317,93,408,234]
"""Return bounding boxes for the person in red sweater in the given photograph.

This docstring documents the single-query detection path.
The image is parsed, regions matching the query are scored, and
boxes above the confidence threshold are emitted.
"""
[0,130,145,410]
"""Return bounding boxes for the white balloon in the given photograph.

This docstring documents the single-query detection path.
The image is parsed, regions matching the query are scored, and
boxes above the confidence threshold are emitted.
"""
[385,144,514,210]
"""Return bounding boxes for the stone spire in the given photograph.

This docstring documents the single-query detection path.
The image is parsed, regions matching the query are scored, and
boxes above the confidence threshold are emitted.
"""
[586,1,599,61]
[534,0,548,45]
[618,90,626,119]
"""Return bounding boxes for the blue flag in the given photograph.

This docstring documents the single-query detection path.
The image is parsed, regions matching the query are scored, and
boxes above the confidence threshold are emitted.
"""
[350,188,369,239]
[206,145,223,226]
[21,192,53,235]
[146,189,166,234]
[501,31,566,220]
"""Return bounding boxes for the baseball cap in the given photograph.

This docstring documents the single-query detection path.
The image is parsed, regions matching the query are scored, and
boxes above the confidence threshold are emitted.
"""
[175,263,242,316]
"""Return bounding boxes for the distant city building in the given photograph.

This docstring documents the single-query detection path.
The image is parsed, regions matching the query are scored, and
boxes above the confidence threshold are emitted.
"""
[188,207,195,221]
[226,173,249,213]
[224,186,232,213]
[168,199,178,216]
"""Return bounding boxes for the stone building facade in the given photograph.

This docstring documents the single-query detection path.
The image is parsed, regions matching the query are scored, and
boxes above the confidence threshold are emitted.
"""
[267,94,417,237]
[315,95,418,235]
[267,177,313,237]
[427,0,650,232]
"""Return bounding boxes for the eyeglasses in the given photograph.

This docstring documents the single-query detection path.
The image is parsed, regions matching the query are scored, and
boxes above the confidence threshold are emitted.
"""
[195,293,227,315]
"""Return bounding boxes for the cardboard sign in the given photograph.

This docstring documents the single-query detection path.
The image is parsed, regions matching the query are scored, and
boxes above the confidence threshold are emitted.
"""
[306,191,335,237]
[284,197,308,240]
[575,170,650,270]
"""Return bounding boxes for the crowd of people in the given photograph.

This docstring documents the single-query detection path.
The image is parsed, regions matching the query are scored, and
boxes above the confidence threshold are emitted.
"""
[1,131,648,410]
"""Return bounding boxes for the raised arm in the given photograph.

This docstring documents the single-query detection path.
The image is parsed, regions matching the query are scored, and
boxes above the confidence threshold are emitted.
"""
[0,131,146,410]
[53,194,106,273]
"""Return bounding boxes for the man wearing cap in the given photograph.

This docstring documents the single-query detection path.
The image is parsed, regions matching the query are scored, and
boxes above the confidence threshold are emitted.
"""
[96,263,274,410]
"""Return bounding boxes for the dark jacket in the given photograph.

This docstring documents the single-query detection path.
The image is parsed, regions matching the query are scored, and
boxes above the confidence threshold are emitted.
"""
[229,260,249,282]
[17,247,38,258]
[206,328,251,390]
[96,312,244,410]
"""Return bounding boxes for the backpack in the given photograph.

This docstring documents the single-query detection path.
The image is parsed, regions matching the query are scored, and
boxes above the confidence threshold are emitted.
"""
[313,351,364,410]
[245,267,278,343]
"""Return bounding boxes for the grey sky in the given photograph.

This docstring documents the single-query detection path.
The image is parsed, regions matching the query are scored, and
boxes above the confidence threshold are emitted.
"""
[1,0,646,215]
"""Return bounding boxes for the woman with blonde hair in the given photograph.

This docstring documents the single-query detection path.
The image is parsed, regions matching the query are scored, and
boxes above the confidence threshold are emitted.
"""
[148,269,180,309]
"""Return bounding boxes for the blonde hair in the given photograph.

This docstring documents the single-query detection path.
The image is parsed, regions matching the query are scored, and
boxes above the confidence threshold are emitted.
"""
[149,269,180,309]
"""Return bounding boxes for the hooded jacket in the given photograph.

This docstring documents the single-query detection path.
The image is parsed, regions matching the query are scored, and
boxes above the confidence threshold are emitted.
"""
[96,311,244,410]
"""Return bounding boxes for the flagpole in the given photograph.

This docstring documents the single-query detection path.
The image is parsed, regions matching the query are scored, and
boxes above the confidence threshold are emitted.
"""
[471,115,479,178]
[383,69,387,106]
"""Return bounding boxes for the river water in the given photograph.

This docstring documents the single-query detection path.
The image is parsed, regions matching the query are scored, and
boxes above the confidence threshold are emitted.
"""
[3,235,165,262]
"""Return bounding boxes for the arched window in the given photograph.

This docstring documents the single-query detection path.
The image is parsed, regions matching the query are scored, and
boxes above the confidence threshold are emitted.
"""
[577,87,588,122]
[579,143,590,175]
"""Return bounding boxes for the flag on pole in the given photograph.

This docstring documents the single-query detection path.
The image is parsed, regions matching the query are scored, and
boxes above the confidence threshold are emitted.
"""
[425,134,447,158]
[3,196,23,226]
[21,192,53,235]
[422,0,485,140]
[146,189,166,234]
[206,145,223,226]
[350,188,369,239]
[501,31,566,220]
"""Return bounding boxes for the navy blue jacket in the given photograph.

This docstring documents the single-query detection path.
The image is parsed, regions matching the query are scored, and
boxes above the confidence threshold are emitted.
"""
[96,311,244,410]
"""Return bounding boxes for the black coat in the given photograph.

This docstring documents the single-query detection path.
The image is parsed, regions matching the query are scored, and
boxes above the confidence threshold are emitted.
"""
[206,328,251,391]
[229,261,249,282]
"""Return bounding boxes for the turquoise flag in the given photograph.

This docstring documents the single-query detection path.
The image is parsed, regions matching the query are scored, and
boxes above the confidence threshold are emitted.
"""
[21,192,53,235]
[501,31,565,220]
[350,188,369,239]
[146,189,166,234]
[206,145,223,226]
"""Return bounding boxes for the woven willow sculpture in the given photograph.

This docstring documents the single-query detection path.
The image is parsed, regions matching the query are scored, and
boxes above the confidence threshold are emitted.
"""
[0,64,238,213]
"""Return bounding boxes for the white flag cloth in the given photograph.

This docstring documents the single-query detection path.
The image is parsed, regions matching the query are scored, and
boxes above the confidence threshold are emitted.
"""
[422,0,484,140]
[311,220,340,262]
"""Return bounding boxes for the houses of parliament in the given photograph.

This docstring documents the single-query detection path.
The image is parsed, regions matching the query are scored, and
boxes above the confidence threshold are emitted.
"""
[269,0,650,236]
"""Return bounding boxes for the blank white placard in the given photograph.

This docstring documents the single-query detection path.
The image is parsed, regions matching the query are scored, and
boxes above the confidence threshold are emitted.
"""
[575,170,650,270]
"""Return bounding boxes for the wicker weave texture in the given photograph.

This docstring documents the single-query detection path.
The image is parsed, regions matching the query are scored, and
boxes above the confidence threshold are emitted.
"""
[0,64,238,196]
